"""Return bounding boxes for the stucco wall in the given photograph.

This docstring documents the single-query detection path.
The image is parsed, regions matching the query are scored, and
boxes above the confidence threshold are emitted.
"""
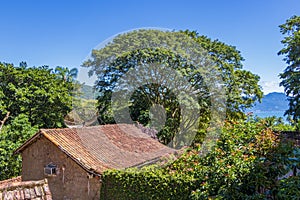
[21,136,101,200]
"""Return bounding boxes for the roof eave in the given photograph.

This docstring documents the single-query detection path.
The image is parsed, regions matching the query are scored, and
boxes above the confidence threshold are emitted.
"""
[14,130,102,177]
[13,130,42,155]
[56,145,102,177]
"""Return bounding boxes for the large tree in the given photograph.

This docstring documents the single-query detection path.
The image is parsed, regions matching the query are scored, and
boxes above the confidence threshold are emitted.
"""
[183,30,262,119]
[83,29,262,145]
[0,62,74,128]
[0,62,76,180]
[279,15,300,122]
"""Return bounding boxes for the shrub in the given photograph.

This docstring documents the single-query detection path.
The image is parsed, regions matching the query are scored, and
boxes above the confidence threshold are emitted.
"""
[100,120,297,199]
[277,175,300,199]
[100,166,196,200]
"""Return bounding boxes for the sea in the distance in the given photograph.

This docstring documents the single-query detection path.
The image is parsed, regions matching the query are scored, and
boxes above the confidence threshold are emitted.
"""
[248,111,288,122]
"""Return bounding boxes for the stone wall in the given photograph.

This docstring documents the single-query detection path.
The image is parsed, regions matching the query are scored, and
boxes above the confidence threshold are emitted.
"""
[21,136,101,200]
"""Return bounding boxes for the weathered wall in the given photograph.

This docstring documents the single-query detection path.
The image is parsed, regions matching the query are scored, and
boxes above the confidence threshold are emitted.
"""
[21,136,101,200]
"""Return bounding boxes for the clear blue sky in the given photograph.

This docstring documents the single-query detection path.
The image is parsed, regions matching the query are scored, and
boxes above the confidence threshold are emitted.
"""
[0,0,299,94]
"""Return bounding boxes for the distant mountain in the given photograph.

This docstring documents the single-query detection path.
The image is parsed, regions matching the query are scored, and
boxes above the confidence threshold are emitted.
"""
[249,92,288,112]
[78,87,289,112]
[79,84,100,100]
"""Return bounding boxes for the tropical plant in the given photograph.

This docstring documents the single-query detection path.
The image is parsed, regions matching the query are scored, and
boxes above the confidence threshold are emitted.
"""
[279,15,300,123]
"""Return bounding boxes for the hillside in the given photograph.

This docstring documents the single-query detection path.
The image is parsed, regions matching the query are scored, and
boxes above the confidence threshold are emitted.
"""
[250,92,288,112]
[78,84,99,100]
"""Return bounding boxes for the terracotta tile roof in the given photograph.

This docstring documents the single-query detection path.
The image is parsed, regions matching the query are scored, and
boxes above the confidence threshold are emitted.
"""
[0,177,52,200]
[0,176,22,187]
[15,124,176,174]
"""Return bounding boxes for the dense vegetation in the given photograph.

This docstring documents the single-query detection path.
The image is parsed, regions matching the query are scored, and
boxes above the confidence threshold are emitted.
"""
[83,29,263,146]
[0,63,75,128]
[279,15,300,124]
[99,16,300,199]
[0,63,76,180]
[0,114,38,179]
[101,119,298,199]
[1,15,300,199]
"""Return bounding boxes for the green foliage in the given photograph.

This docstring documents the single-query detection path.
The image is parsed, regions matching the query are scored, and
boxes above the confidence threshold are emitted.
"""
[0,62,74,128]
[248,115,295,131]
[78,84,100,100]
[83,29,262,145]
[278,15,300,123]
[101,166,195,200]
[183,30,263,119]
[65,97,98,125]
[101,120,297,199]
[0,114,38,180]
[260,116,295,131]
[54,66,78,83]
[277,175,300,199]
[180,121,295,199]
[0,62,76,180]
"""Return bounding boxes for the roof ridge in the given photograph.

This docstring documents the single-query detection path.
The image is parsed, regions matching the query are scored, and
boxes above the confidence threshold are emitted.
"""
[15,124,177,174]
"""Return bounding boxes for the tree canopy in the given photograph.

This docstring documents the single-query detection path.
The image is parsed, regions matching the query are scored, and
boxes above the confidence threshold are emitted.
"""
[279,15,300,122]
[0,114,38,180]
[0,62,77,180]
[83,29,263,145]
[0,62,75,128]
[182,30,263,119]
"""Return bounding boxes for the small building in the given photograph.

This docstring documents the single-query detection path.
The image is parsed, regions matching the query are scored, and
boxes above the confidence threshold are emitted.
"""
[14,124,176,200]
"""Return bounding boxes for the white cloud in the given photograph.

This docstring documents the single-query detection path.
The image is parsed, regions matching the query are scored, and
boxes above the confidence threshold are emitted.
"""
[260,81,284,95]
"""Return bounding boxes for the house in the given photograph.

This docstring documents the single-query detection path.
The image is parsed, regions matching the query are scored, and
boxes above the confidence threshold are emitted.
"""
[14,124,176,200]
[0,176,52,199]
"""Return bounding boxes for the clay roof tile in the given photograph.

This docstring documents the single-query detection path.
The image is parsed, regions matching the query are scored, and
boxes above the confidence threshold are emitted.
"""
[15,124,176,174]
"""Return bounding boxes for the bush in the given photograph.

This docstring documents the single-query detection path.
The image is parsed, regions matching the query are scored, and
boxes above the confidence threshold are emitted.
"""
[100,120,297,199]
[100,166,196,200]
[0,114,38,180]
[277,175,300,199]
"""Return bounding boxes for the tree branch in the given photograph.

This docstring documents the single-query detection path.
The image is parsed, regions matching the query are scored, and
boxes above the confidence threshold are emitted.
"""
[0,112,10,133]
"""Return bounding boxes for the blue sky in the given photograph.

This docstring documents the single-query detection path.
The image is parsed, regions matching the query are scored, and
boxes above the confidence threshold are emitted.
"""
[0,0,299,94]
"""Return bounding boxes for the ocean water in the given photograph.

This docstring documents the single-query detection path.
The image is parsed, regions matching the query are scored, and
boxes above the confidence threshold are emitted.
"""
[253,111,286,119]
[249,111,290,124]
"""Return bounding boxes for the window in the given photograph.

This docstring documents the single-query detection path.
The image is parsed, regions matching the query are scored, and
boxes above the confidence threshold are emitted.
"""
[44,163,57,176]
